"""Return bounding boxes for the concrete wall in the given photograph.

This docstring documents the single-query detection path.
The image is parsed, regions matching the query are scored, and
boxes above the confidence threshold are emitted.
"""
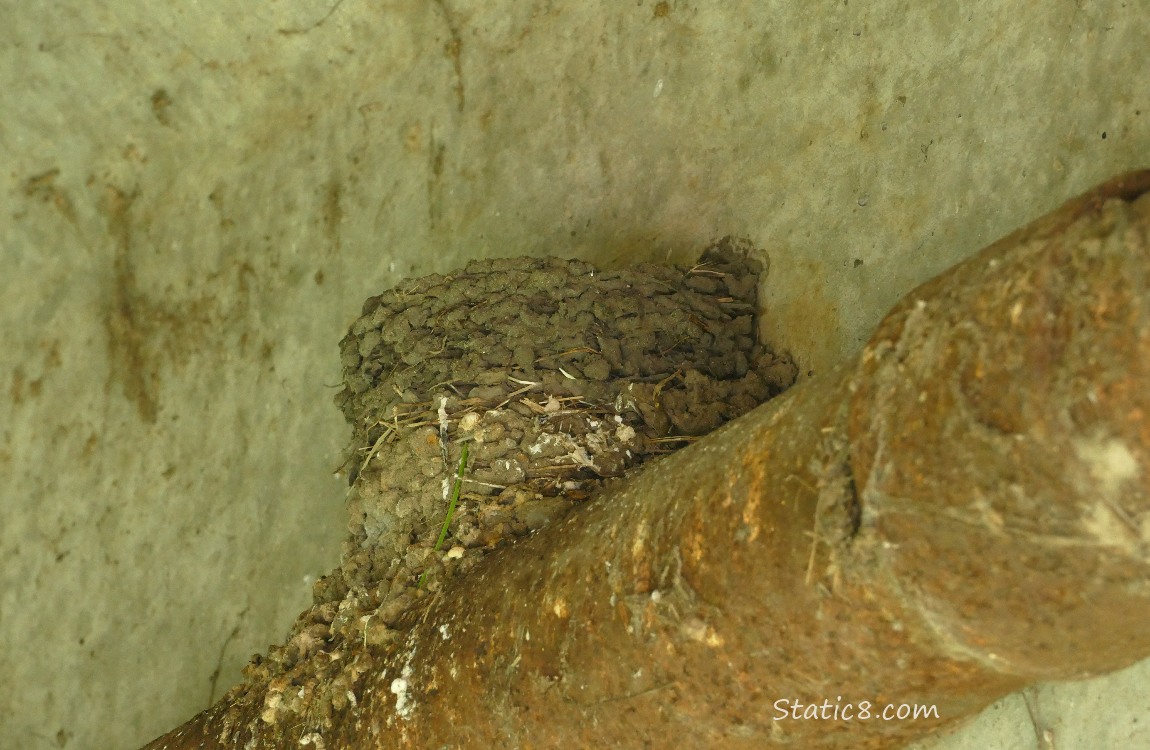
[1,2,1146,748]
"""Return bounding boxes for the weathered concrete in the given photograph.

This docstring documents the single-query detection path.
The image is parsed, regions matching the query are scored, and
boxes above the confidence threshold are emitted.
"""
[3,3,1148,748]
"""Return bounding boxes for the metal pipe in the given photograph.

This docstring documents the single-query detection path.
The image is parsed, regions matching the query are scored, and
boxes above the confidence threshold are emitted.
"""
[142,170,1150,749]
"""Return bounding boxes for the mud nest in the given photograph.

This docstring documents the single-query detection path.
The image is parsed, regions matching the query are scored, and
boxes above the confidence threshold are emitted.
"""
[239,237,797,728]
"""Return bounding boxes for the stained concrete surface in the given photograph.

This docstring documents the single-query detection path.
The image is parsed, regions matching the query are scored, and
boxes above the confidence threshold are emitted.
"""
[0,2,1146,749]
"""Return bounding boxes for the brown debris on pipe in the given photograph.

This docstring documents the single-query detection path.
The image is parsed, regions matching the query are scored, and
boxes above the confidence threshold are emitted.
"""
[141,171,1150,750]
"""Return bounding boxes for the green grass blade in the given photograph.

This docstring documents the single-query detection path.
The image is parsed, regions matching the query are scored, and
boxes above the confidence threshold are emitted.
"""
[418,442,469,589]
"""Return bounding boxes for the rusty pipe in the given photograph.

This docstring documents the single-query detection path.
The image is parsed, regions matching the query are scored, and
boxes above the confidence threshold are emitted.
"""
[142,171,1150,749]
